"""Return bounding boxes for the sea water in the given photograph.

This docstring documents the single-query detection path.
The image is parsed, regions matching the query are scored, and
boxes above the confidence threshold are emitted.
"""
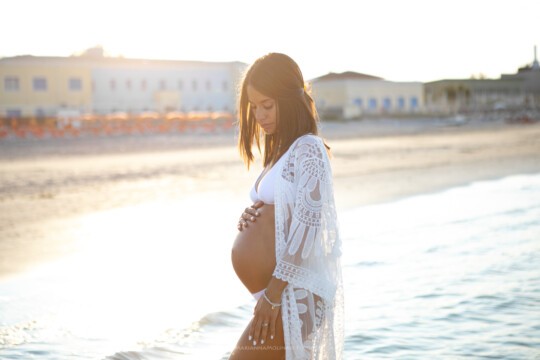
[1,173,539,359]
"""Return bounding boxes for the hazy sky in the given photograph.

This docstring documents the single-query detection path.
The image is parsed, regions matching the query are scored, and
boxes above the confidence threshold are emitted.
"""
[1,0,539,82]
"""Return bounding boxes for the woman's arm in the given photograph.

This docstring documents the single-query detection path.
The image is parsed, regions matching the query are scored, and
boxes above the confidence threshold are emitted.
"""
[249,276,288,346]
[265,276,288,303]
[269,136,339,357]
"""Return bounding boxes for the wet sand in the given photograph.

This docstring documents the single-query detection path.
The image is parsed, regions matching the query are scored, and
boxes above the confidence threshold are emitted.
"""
[1,117,539,279]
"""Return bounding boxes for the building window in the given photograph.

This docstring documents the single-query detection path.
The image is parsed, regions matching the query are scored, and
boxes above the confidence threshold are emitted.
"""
[383,97,391,110]
[222,81,228,92]
[141,79,147,91]
[206,80,211,91]
[410,97,418,109]
[398,97,405,109]
[4,76,20,91]
[35,108,46,118]
[69,78,82,91]
[6,109,22,118]
[33,77,47,91]
[110,79,116,91]
[178,80,183,90]
[368,98,377,110]
[160,79,166,90]
[126,79,132,90]
[192,80,198,92]
[354,98,363,107]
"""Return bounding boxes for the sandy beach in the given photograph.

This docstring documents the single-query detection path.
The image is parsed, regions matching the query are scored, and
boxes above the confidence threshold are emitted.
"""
[1,116,539,279]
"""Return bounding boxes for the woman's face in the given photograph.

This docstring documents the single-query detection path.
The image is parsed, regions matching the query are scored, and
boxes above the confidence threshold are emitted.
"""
[247,85,277,135]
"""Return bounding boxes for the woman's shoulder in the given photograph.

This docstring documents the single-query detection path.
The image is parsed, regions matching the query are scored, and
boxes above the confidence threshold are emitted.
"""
[291,133,324,149]
[287,133,328,161]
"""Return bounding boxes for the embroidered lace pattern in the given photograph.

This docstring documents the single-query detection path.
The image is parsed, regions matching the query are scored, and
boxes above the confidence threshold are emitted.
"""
[273,134,344,359]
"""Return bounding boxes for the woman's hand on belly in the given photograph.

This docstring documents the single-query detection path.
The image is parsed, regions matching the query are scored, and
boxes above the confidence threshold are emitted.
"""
[237,200,264,231]
[231,204,276,294]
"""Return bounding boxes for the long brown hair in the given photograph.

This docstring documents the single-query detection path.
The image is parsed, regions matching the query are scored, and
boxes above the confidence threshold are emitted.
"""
[237,53,326,169]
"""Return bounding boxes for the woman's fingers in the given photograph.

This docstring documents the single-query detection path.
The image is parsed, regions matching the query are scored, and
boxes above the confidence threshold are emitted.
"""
[242,211,257,222]
[249,317,262,346]
[238,212,250,228]
[252,317,270,346]
[252,200,264,209]
[248,203,262,217]
[260,318,270,344]
[237,218,246,231]
[244,207,259,219]
[241,210,257,224]
[240,217,249,227]
[237,202,265,230]
[269,316,276,341]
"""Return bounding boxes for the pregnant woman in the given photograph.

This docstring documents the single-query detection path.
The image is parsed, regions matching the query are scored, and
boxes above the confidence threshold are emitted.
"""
[230,53,343,360]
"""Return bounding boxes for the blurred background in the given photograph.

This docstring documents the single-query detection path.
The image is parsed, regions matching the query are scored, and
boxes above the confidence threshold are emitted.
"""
[0,0,539,359]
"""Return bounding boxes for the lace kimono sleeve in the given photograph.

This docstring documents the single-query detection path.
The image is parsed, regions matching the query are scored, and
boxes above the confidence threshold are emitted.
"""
[273,135,342,359]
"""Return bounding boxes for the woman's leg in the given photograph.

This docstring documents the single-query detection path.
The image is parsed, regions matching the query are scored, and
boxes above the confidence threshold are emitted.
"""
[229,310,285,360]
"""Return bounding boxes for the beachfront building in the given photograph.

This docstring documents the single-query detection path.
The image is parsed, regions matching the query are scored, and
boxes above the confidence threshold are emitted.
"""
[91,59,245,114]
[423,78,524,114]
[0,56,93,118]
[424,47,540,114]
[0,47,247,118]
[310,71,424,119]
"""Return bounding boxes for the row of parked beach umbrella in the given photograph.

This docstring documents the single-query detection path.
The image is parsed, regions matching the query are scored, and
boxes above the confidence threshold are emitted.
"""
[0,111,236,139]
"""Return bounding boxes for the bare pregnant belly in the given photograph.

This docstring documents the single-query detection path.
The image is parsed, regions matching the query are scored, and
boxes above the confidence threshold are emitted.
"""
[231,204,276,294]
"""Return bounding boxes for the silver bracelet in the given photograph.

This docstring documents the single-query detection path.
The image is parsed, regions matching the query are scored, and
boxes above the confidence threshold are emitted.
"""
[263,290,281,310]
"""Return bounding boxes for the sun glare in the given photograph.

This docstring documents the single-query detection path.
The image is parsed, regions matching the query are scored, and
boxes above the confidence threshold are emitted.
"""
[1,0,538,81]
[14,193,248,349]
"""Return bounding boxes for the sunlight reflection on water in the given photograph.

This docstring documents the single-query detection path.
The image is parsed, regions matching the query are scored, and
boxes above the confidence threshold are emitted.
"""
[1,174,540,359]
[0,192,250,357]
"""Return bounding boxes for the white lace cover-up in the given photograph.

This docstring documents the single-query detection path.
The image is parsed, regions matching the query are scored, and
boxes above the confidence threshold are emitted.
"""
[273,134,344,360]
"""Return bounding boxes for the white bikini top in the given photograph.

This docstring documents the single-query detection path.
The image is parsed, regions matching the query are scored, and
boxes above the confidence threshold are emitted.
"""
[249,154,287,205]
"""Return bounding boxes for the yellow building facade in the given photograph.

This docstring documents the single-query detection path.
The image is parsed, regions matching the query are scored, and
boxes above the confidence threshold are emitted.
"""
[0,56,92,117]
[311,71,424,119]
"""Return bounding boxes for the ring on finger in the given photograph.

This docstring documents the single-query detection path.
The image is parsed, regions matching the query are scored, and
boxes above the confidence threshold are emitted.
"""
[262,323,269,327]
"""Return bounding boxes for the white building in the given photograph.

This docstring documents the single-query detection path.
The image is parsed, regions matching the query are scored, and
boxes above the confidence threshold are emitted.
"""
[91,59,246,114]
[310,71,424,119]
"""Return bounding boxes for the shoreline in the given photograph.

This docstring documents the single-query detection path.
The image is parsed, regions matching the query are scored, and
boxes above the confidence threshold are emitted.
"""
[328,121,540,209]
